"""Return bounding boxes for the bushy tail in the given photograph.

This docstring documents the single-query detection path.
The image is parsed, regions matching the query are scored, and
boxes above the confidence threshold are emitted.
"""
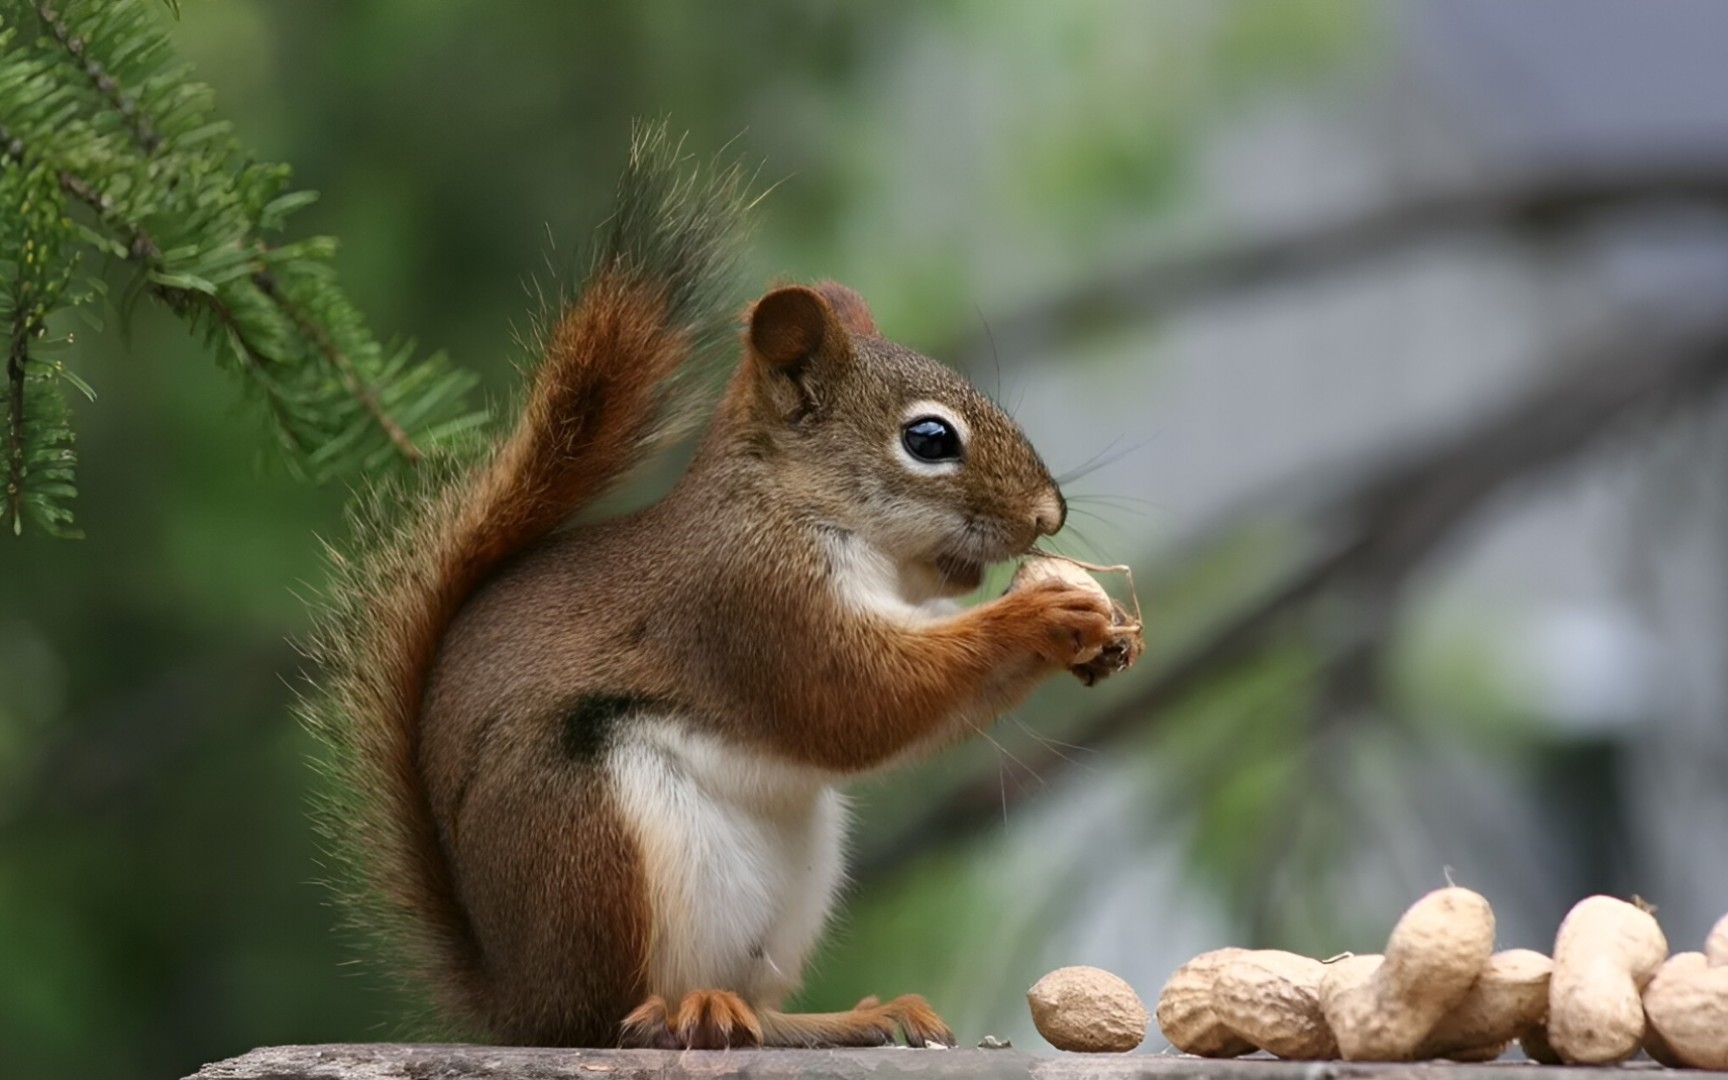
[298,123,750,1030]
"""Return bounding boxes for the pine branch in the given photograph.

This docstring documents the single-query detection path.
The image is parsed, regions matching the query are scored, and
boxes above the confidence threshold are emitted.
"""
[32,1,380,460]
[0,0,484,536]
[1,139,85,535]
[51,165,309,451]
[34,1,161,153]
[5,301,26,529]
[255,269,420,464]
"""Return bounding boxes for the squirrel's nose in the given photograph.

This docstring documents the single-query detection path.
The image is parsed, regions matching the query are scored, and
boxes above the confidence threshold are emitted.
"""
[1031,490,1066,537]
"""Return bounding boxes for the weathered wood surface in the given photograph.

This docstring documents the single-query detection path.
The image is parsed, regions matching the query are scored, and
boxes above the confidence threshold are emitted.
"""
[184,1044,1669,1080]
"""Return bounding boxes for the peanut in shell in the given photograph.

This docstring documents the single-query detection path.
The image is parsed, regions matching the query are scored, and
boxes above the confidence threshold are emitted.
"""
[1154,948,1255,1057]
[1321,886,1496,1061]
[1707,911,1728,968]
[1643,950,1728,1070]
[1417,948,1552,1059]
[1009,555,1143,683]
[1027,965,1148,1053]
[1211,949,1337,1060]
[1546,894,1667,1065]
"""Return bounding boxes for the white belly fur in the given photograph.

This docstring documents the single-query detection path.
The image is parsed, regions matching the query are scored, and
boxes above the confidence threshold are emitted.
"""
[608,718,847,1005]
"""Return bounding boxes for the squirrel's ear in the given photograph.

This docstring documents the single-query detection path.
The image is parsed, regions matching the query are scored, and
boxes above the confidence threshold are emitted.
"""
[811,281,878,337]
[748,286,833,370]
[747,285,859,423]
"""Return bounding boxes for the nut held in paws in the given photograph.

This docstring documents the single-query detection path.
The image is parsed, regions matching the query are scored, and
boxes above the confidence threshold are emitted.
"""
[1009,555,1144,683]
[1028,965,1149,1053]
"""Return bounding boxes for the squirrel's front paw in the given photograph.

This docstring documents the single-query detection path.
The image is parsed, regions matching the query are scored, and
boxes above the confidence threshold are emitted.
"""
[1014,580,1117,669]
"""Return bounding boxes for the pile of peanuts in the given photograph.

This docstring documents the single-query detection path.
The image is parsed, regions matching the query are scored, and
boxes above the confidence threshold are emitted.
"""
[1154,889,1728,1068]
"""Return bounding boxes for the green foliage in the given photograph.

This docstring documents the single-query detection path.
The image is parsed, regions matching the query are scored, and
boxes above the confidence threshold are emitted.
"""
[0,0,484,537]
[0,148,92,535]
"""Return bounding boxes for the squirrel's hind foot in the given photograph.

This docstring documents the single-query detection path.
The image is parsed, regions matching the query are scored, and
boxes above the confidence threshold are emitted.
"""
[620,990,764,1049]
[759,993,954,1048]
[619,990,954,1049]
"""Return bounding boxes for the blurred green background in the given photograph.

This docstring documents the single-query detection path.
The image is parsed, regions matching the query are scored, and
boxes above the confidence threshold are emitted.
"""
[8,2,1728,1077]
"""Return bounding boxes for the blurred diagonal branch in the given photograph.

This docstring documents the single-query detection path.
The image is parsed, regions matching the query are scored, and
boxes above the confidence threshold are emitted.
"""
[950,160,1728,366]
[863,303,1728,884]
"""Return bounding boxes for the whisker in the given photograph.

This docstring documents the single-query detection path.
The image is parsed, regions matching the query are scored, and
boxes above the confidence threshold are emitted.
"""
[1055,435,1126,487]
[972,721,1047,792]
[1064,502,1141,537]
[1043,522,1106,562]
[1067,493,1165,517]
[975,306,1006,411]
[1008,717,1097,773]
[1064,505,1117,526]
[1055,434,1158,486]
[966,719,1032,830]
[1064,514,1133,560]
[1019,725,1099,756]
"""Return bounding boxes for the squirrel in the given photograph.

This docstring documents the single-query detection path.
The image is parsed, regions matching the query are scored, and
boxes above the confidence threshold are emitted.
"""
[302,125,1122,1051]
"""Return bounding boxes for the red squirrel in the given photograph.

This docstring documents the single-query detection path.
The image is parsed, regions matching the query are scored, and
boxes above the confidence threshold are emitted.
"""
[303,126,1121,1050]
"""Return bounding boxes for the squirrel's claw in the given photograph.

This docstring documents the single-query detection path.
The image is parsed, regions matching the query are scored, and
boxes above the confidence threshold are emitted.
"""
[620,990,764,1050]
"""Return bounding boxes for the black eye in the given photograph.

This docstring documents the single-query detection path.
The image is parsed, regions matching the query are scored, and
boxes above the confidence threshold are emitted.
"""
[902,416,963,463]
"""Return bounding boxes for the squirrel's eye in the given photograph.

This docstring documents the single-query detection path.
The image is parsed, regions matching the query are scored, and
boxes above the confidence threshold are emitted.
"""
[902,416,963,463]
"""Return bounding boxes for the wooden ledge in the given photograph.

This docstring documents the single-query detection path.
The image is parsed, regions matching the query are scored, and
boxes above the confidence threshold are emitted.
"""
[184,1044,1667,1080]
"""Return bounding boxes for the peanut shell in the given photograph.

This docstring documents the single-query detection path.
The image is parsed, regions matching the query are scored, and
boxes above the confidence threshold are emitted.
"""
[1028,965,1148,1053]
[1547,894,1667,1065]
[1212,949,1336,1060]
[1417,948,1552,1059]
[1323,887,1496,1061]
[1009,556,1143,683]
[1317,953,1383,995]
[1643,950,1728,1070]
[1154,947,1255,1057]
[1707,912,1728,967]
[1643,1008,1687,1068]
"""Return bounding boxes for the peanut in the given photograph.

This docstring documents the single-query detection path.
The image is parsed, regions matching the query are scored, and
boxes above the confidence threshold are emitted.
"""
[1417,948,1552,1060]
[1211,949,1337,1060]
[1009,555,1143,683]
[1643,949,1728,1070]
[1154,948,1255,1057]
[1546,894,1667,1064]
[1321,887,1496,1061]
[1027,965,1148,1053]
[1317,953,1381,1026]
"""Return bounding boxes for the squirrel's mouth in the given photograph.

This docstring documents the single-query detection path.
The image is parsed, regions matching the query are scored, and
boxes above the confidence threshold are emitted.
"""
[932,553,985,593]
[930,521,1031,595]
[933,552,988,594]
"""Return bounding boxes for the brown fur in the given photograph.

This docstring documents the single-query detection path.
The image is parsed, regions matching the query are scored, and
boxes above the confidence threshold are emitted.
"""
[312,137,1111,1049]
[811,280,879,337]
[314,269,700,1035]
[414,282,1110,1046]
